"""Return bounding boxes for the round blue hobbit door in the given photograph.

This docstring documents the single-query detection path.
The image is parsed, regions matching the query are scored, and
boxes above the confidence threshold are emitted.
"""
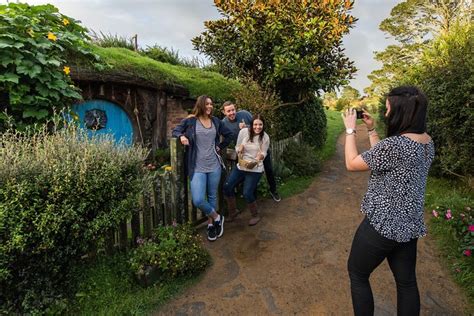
[72,99,134,145]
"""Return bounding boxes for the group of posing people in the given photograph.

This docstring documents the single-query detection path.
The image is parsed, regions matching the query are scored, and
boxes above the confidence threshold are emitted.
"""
[172,96,280,242]
[173,86,434,316]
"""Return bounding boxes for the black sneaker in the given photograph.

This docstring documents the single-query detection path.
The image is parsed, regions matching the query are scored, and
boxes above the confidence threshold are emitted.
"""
[270,191,281,202]
[214,215,225,238]
[207,225,217,241]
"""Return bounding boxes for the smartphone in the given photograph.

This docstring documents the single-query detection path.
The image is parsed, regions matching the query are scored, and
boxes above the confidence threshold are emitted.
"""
[356,110,364,119]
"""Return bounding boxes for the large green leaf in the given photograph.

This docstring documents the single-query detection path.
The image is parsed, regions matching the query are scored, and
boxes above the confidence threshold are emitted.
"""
[22,108,49,119]
[0,73,20,83]
[16,63,42,78]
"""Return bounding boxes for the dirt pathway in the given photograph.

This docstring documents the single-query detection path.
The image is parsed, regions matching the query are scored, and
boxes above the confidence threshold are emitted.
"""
[158,126,469,315]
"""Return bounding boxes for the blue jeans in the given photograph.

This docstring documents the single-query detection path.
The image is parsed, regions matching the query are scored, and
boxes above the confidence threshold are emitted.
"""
[223,168,262,203]
[190,168,221,216]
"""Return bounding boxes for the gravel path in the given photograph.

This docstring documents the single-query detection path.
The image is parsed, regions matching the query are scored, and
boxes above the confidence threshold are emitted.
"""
[158,126,469,315]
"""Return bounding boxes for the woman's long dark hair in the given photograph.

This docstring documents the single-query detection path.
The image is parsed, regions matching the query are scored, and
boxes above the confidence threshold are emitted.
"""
[386,86,428,137]
[191,95,212,118]
[248,114,265,143]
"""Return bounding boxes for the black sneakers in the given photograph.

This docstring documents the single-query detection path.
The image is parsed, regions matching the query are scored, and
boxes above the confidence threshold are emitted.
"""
[270,191,281,202]
[207,215,225,241]
[215,215,224,238]
[207,225,217,241]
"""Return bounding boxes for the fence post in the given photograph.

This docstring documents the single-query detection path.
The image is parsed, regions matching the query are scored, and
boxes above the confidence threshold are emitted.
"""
[170,138,188,224]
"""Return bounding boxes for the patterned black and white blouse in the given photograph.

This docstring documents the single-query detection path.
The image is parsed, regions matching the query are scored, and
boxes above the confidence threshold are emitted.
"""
[360,135,435,242]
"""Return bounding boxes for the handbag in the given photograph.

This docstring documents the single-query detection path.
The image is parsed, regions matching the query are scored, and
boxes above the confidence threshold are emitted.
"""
[238,152,258,169]
[237,137,262,170]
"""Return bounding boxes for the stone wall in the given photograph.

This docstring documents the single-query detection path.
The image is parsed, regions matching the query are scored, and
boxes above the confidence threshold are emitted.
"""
[166,97,194,138]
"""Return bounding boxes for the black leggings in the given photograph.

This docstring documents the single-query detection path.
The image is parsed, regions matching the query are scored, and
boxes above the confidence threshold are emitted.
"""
[348,217,420,316]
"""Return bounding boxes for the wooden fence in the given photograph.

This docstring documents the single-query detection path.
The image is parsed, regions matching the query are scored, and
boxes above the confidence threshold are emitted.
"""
[105,132,302,251]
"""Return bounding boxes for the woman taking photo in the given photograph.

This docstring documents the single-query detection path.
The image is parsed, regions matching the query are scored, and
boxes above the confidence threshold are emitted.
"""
[172,95,232,241]
[342,86,435,316]
[223,114,270,226]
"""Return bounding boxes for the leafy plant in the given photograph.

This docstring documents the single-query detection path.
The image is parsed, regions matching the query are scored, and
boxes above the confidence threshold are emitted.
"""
[0,122,149,313]
[129,224,209,283]
[0,3,98,130]
[282,141,321,177]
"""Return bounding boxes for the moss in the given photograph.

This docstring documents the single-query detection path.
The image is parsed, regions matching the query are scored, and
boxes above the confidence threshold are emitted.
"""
[88,46,241,101]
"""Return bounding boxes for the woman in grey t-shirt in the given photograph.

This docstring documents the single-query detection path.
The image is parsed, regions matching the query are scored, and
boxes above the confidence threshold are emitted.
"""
[172,96,232,241]
[342,86,434,316]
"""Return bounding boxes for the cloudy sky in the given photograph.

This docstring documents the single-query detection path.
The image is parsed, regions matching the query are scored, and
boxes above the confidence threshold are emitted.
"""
[9,0,400,94]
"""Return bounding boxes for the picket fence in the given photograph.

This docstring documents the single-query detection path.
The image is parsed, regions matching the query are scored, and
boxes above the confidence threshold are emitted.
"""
[104,132,302,251]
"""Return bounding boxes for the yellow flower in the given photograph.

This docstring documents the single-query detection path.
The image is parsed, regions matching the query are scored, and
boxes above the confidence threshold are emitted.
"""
[47,32,57,41]
[63,66,70,75]
[62,18,70,26]
[164,166,172,172]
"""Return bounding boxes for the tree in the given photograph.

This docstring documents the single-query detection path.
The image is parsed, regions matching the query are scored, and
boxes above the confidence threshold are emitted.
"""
[341,85,359,100]
[367,0,472,98]
[193,0,357,102]
[406,22,473,178]
[322,91,338,109]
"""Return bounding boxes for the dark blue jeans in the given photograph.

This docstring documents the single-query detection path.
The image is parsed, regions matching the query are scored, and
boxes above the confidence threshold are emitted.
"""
[348,217,420,316]
[263,151,277,193]
[223,168,262,203]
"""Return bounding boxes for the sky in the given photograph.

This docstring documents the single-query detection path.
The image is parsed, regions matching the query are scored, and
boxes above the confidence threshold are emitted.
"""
[7,0,400,95]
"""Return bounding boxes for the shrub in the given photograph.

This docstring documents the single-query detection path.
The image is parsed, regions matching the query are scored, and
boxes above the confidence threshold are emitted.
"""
[272,97,327,148]
[0,3,98,130]
[0,124,149,313]
[282,141,321,177]
[406,22,473,179]
[129,224,209,284]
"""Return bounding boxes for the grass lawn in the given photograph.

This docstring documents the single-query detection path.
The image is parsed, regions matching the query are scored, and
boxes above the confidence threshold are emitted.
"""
[70,253,206,315]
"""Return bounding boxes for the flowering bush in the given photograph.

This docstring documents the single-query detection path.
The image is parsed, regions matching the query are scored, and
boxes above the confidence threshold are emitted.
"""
[432,206,473,257]
[129,223,209,285]
[0,3,98,130]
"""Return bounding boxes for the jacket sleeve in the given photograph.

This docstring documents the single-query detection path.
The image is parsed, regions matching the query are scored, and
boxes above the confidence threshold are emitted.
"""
[172,118,188,138]
[217,119,233,150]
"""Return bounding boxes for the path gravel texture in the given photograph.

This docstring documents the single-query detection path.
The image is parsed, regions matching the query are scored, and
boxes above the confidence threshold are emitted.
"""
[158,126,469,315]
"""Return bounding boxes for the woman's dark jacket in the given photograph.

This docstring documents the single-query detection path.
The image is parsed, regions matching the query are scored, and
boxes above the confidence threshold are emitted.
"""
[172,116,233,179]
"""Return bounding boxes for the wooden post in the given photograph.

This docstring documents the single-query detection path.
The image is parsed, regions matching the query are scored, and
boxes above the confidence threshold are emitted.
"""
[119,220,128,250]
[131,210,140,246]
[171,138,188,223]
[142,188,153,237]
[163,172,172,225]
[154,174,164,227]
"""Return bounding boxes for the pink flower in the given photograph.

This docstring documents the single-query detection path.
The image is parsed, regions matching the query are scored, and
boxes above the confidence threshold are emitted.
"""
[463,249,471,257]
[468,225,474,232]
[445,210,452,220]
[432,210,439,217]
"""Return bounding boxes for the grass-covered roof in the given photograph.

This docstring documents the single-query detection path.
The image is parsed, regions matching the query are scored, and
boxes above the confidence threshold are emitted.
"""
[87,46,241,101]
